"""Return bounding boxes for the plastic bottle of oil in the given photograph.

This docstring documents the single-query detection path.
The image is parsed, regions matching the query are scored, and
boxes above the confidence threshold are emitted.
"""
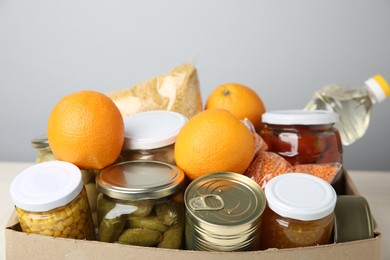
[304,75,390,145]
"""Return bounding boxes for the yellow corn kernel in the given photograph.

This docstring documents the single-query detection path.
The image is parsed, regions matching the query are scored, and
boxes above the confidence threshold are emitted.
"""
[53,230,62,237]
[73,212,81,223]
[77,222,85,231]
[71,203,80,214]
[63,217,74,227]
[40,223,54,231]
[70,228,80,238]
[62,226,72,236]
[65,207,73,217]
[78,215,86,226]
[55,222,65,232]
[42,229,54,236]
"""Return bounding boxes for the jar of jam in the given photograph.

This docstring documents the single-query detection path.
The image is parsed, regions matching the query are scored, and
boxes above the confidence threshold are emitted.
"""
[261,173,337,249]
[260,110,343,192]
[96,160,185,249]
[120,110,188,165]
[10,161,95,240]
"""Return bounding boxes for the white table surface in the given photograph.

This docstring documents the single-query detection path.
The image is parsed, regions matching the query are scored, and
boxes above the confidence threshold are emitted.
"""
[1,162,389,259]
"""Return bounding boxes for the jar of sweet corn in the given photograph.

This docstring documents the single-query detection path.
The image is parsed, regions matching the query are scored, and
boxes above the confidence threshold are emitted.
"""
[260,173,337,249]
[96,160,185,249]
[10,161,95,240]
[120,110,188,165]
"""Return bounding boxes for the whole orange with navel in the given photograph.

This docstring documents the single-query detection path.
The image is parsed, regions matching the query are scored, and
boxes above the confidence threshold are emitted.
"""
[205,83,266,133]
[174,108,255,181]
[47,90,124,170]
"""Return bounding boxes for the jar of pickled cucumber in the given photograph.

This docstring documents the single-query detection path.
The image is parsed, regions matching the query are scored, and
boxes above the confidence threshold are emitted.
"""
[10,161,95,240]
[260,173,337,249]
[120,110,187,165]
[96,160,185,248]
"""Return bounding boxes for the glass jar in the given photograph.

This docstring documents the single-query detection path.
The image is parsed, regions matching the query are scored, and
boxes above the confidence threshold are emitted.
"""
[10,161,96,240]
[260,173,336,249]
[120,110,188,165]
[31,134,56,163]
[96,160,185,249]
[260,110,344,192]
[31,134,100,228]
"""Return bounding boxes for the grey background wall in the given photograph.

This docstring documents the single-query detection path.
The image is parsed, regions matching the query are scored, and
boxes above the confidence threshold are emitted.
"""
[1,0,389,171]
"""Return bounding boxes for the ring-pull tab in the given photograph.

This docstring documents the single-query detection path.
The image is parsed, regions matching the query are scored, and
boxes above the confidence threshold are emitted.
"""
[189,194,225,211]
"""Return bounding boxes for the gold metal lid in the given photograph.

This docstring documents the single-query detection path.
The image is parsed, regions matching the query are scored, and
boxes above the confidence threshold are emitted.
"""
[96,160,184,200]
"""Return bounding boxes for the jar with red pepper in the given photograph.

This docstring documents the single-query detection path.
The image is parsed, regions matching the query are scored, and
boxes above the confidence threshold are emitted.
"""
[260,110,344,193]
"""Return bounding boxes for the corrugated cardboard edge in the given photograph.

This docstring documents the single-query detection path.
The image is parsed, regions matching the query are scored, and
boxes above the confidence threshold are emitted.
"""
[5,170,382,260]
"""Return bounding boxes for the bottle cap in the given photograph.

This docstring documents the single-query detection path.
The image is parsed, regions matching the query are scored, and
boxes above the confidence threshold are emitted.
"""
[265,173,337,221]
[365,75,390,102]
[262,110,338,125]
[10,161,83,212]
[123,110,188,150]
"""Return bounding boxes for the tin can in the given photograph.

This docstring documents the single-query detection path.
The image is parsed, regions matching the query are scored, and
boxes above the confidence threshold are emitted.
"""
[96,160,185,248]
[184,172,266,251]
[334,195,375,243]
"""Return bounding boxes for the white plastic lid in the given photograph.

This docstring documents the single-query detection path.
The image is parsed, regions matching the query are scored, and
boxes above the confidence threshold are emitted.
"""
[265,173,337,221]
[262,110,338,125]
[10,161,83,212]
[123,110,188,150]
[365,75,390,103]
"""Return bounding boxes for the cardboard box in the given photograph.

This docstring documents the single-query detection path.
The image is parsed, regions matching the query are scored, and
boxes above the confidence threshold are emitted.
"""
[5,171,382,260]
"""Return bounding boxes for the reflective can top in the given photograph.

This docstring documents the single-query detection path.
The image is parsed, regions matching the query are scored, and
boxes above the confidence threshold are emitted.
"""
[96,160,184,200]
[185,172,266,226]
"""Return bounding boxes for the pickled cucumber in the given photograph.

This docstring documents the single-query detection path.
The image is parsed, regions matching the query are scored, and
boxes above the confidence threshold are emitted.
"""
[97,195,117,225]
[117,228,162,246]
[155,201,179,226]
[157,202,184,249]
[126,215,168,233]
[124,200,154,217]
[98,215,126,242]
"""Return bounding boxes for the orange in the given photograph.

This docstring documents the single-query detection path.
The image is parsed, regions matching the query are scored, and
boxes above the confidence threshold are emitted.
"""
[47,90,124,170]
[205,83,266,133]
[174,108,255,181]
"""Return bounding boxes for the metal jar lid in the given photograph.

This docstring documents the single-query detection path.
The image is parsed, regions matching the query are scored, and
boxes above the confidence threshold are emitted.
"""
[31,134,50,150]
[96,160,184,200]
[184,172,266,251]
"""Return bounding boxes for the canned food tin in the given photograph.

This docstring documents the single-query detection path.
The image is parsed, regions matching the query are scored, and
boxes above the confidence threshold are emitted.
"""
[334,195,375,243]
[184,172,266,251]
